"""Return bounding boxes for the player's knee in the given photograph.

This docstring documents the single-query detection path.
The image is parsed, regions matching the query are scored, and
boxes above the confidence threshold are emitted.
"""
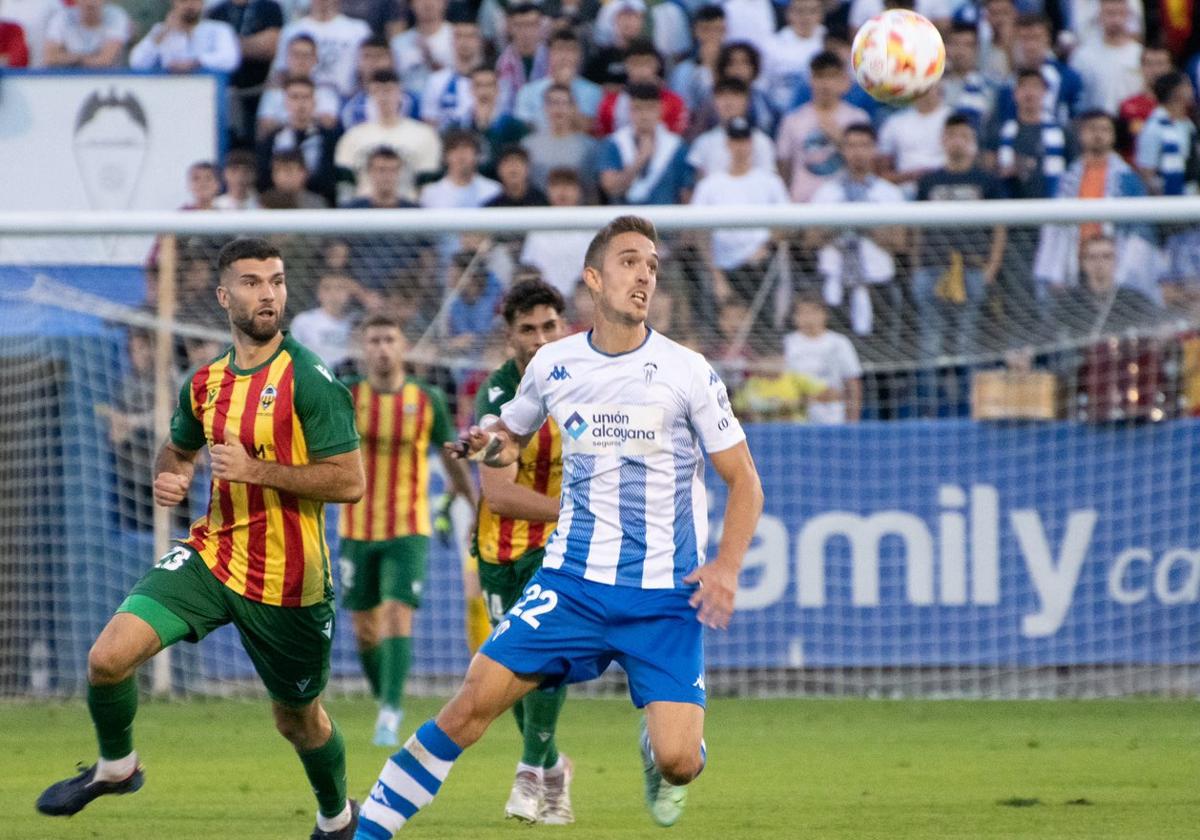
[87,640,134,685]
[656,750,704,786]
[350,612,380,649]
[273,703,326,750]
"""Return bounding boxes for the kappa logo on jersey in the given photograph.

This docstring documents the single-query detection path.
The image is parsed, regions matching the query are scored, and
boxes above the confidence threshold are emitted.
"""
[259,384,277,412]
[643,362,657,385]
[314,364,333,383]
[488,386,505,403]
[547,365,571,382]
[708,369,720,386]
[693,674,705,691]
[564,411,588,440]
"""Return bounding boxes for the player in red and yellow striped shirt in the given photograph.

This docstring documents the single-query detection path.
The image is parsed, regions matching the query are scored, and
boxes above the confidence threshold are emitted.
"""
[37,239,366,839]
[338,313,477,748]
[470,279,573,824]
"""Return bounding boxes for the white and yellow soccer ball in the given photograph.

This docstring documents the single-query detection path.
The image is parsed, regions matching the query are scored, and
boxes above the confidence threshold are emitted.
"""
[851,9,946,105]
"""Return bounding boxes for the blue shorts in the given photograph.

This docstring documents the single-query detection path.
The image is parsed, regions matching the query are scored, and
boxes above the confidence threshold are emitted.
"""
[480,567,706,708]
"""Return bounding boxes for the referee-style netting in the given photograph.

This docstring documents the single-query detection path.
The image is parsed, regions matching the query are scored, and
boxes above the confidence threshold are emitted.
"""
[1,200,1198,700]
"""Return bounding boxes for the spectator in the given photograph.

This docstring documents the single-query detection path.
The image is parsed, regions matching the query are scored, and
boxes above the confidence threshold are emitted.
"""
[721,0,776,54]
[668,6,726,115]
[995,14,1083,125]
[420,129,501,261]
[183,161,221,210]
[776,50,869,202]
[485,146,547,207]
[342,146,413,209]
[985,69,1072,199]
[584,0,645,86]
[941,22,995,130]
[807,123,907,339]
[340,36,405,130]
[514,31,601,133]
[763,0,827,116]
[782,292,863,423]
[1069,0,1142,115]
[519,168,595,296]
[0,12,28,67]
[1135,72,1198,195]
[1159,226,1200,317]
[257,75,341,206]
[260,149,328,208]
[257,34,341,139]
[335,68,442,200]
[1117,44,1174,159]
[913,114,1008,359]
[691,117,790,315]
[978,0,1017,84]
[1064,0,1143,48]
[730,367,829,422]
[101,328,158,531]
[420,13,484,130]
[702,41,778,136]
[1051,234,1161,339]
[849,0,954,30]
[340,0,403,38]
[707,298,758,388]
[594,39,688,138]
[495,2,548,114]
[173,248,225,325]
[214,149,260,210]
[207,0,283,146]
[444,65,528,177]
[445,251,504,355]
[390,0,451,101]
[687,77,776,178]
[566,277,595,333]
[520,84,600,195]
[289,272,361,369]
[43,0,131,69]
[273,0,371,98]
[878,85,951,197]
[598,82,693,205]
[1034,110,1151,297]
[592,0,691,68]
[129,0,240,73]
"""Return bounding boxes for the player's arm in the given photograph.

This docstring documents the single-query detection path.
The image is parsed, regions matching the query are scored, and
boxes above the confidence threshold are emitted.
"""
[152,441,200,507]
[683,441,763,629]
[478,461,559,521]
[439,450,479,508]
[444,417,534,469]
[210,436,364,502]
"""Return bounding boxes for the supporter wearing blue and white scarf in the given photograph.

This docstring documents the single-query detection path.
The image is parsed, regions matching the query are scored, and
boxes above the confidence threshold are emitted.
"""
[1134,72,1197,196]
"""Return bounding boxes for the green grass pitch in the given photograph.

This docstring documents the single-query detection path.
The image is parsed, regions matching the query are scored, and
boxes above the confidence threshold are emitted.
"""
[2,697,1196,839]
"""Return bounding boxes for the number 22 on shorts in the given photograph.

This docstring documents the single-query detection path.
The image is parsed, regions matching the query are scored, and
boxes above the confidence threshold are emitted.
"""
[509,583,558,629]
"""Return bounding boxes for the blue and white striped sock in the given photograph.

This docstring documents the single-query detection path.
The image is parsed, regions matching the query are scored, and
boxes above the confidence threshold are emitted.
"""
[355,721,463,839]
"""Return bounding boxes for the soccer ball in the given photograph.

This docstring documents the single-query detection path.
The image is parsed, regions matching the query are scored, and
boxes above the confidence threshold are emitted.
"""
[851,9,946,105]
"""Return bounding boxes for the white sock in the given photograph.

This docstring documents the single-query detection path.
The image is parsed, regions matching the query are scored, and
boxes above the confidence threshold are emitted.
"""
[544,756,566,776]
[375,706,401,729]
[316,801,352,832]
[516,762,544,780]
[95,752,137,782]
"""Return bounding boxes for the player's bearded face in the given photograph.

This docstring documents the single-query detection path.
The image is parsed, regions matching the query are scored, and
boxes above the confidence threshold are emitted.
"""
[220,259,286,342]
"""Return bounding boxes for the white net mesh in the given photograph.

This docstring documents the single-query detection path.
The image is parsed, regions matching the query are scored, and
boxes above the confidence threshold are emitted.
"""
[1,203,1198,700]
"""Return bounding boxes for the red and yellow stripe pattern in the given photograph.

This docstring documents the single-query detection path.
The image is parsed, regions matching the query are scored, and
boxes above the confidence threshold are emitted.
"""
[184,352,329,607]
[340,380,437,541]
[476,419,562,564]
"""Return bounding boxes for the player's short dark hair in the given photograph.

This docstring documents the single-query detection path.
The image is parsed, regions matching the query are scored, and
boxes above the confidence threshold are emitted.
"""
[713,76,750,97]
[944,112,975,132]
[843,122,877,142]
[1015,12,1052,33]
[217,237,282,275]
[361,312,404,332]
[443,128,480,154]
[626,81,661,102]
[369,69,400,85]
[1153,71,1189,104]
[1016,68,1046,86]
[502,279,566,324]
[367,146,402,166]
[584,215,658,274]
[496,144,529,166]
[809,50,843,75]
[694,4,725,23]
[624,37,659,61]
[549,30,580,48]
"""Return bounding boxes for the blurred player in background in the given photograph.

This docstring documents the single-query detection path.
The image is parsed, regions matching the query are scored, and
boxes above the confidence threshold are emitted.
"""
[338,313,477,748]
[353,215,764,838]
[37,237,365,839]
[472,279,572,823]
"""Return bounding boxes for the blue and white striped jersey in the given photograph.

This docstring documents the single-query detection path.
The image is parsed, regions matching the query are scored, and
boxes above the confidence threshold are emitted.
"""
[500,328,746,589]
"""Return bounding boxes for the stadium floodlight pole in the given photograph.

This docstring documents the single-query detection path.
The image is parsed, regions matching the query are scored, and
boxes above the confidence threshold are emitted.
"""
[1,197,1200,235]
[150,235,177,697]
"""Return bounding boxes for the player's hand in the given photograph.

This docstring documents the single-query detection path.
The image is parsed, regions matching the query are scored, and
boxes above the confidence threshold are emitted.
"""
[444,415,503,462]
[153,472,190,507]
[210,432,260,484]
[433,493,454,546]
[683,561,738,630]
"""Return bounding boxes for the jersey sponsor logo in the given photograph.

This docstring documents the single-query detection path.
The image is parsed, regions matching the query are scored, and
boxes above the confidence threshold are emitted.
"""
[259,384,277,412]
[561,404,666,456]
[488,386,505,403]
[547,365,571,382]
[643,362,657,385]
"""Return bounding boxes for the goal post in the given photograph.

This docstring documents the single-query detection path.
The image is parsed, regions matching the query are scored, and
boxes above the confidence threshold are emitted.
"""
[1,198,1197,700]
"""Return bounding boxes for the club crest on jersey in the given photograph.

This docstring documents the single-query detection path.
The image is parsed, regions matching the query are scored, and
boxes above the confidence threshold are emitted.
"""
[259,384,277,412]
[643,362,657,385]
[547,365,571,382]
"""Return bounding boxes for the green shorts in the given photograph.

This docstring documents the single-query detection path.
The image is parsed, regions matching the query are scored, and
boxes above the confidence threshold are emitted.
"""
[119,545,334,706]
[337,535,429,611]
[477,547,546,625]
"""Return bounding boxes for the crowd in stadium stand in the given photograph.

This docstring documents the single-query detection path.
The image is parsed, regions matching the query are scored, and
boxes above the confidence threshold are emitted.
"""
[7,0,1200,423]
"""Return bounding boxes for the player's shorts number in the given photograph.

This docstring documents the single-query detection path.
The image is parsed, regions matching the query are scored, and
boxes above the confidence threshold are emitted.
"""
[155,546,189,571]
[509,583,558,629]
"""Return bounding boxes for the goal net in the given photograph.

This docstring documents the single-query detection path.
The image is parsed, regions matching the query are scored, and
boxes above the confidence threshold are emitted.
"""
[1,200,1198,700]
